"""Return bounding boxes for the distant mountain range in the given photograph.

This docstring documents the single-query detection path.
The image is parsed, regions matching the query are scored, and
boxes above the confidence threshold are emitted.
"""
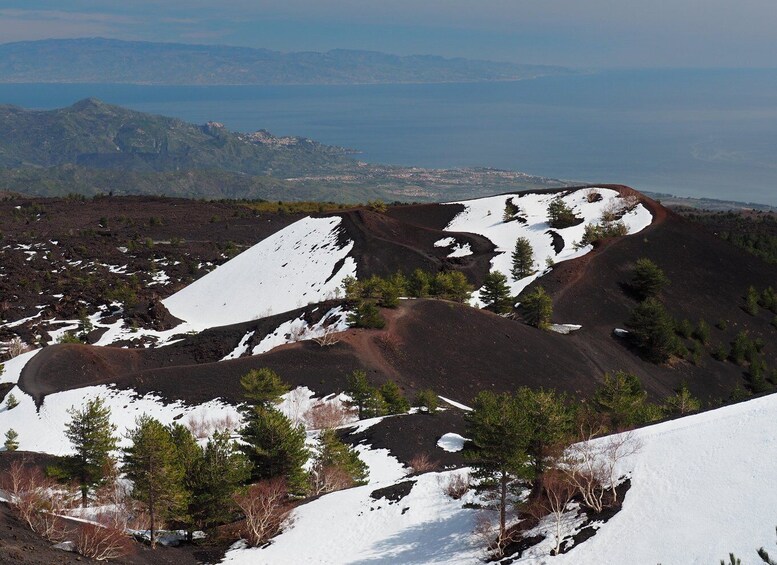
[0,38,572,85]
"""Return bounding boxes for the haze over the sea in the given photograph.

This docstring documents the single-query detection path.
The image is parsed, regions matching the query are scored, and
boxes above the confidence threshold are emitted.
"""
[3,68,777,206]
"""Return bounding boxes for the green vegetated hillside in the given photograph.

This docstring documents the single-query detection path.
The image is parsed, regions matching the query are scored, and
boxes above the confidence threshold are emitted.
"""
[0,99,570,202]
[0,38,572,85]
[0,98,354,177]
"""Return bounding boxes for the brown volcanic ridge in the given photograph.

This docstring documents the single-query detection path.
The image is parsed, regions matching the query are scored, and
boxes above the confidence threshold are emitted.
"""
[17,185,777,466]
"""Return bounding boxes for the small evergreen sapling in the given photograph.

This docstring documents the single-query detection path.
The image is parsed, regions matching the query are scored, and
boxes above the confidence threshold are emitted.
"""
[240,368,289,410]
[520,286,553,329]
[630,258,670,300]
[379,380,410,414]
[511,237,535,280]
[414,389,439,414]
[480,271,513,314]
[5,392,18,409]
[4,428,19,451]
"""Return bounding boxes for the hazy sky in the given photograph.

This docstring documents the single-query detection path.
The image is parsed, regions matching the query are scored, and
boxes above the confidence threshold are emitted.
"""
[2,1,776,68]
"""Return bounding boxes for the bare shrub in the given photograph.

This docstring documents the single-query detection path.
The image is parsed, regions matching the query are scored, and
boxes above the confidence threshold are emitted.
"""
[600,200,622,223]
[309,463,354,496]
[288,323,306,343]
[312,326,341,347]
[93,476,135,531]
[474,511,519,559]
[4,460,67,541]
[74,517,132,561]
[186,412,211,439]
[408,453,438,474]
[585,189,603,203]
[304,400,351,431]
[212,413,238,435]
[234,478,293,547]
[6,337,30,359]
[376,333,401,355]
[561,430,608,513]
[439,472,469,499]
[602,431,642,504]
[527,469,577,555]
[186,411,239,439]
[561,427,641,513]
[286,387,311,427]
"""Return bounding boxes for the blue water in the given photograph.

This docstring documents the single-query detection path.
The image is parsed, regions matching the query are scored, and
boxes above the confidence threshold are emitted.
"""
[2,69,777,205]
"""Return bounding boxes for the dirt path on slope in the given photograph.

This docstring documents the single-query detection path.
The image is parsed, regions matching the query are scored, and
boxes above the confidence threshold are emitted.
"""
[549,185,668,306]
[336,301,413,383]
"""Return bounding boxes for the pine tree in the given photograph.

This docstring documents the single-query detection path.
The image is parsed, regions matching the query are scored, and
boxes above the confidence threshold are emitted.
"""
[64,397,119,507]
[123,415,187,548]
[663,383,701,415]
[168,422,201,532]
[240,368,289,410]
[514,387,575,488]
[379,380,410,414]
[346,370,374,419]
[757,526,777,565]
[593,371,651,429]
[431,271,473,303]
[4,428,19,451]
[310,429,368,493]
[413,389,439,413]
[340,275,363,301]
[346,301,386,329]
[240,407,309,495]
[480,271,513,314]
[520,286,553,329]
[746,285,760,316]
[185,431,251,537]
[511,237,535,280]
[408,269,431,298]
[630,258,670,299]
[5,392,18,409]
[547,196,579,228]
[465,391,532,553]
[502,199,521,222]
[626,298,680,363]
[693,319,711,344]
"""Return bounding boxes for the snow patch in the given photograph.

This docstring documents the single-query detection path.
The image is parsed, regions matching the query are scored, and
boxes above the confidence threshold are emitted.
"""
[437,433,468,452]
[445,189,653,305]
[549,323,582,334]
[163,216,356,329]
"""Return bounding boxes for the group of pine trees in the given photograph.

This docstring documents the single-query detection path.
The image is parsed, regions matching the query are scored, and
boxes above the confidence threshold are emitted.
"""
[342,269,473,328]
[37,366,377,549]
[464,370,701,557]
[624,258,680,363]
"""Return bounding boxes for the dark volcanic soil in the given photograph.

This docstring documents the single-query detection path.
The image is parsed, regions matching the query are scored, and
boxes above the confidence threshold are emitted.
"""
[0,195,307,344]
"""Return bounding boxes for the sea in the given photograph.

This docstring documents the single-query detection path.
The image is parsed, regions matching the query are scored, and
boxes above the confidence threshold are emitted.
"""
[2,68,777,206]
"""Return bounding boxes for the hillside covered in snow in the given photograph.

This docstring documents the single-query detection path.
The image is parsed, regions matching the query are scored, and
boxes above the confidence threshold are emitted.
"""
[2,185,777,564]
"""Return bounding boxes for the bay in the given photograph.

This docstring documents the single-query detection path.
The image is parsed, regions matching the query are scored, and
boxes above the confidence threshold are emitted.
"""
[2,69,776,205]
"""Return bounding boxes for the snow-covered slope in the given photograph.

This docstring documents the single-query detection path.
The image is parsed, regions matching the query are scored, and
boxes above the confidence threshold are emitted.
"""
[162,188,651,330]
[525,392,777,565]
[223,392,777,565]
[222,469,480,565]
[162,216,356,329]
[445,188,652,301]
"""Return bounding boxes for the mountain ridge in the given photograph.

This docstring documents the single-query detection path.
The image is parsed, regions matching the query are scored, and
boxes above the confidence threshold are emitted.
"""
[0,38,573,86]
